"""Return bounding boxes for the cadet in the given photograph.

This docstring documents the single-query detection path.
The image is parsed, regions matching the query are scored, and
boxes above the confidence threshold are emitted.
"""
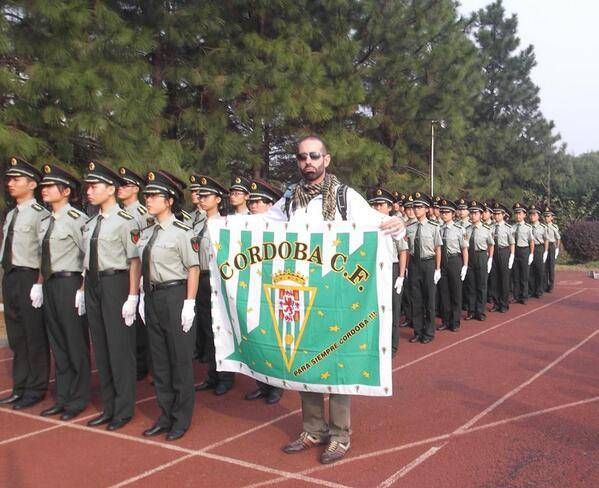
[138,171,199,441]
[244,179,285,404]
[456,198,471,310]
[367,187,408,353]
[489,203,515,313]
[464,200,494,321]
[405,193,442,344]
[81,162,141,431]
[437,199,468,332]
[392,192,405,218]
[528,204,549,298]
[0,158,50,409]
[431,196,442,222]
[118,166,152,381]
[229,176,251,215]
[190,175,236,396]
[543,206,561,292]
[400,194,416,328]
[511,203,534,304]
[37,165,90,420]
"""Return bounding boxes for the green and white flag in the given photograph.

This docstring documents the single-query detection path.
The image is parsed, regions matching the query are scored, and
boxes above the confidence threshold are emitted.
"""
[208,217,394,396]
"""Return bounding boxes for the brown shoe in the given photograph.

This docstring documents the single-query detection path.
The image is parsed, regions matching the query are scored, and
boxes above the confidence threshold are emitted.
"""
[282,432,327,453]
[320,440,350,464]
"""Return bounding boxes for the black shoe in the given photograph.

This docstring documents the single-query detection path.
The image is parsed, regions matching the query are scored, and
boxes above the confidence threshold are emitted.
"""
[421,337,433,344]
[450,326,460,332]
[266,389,282,405]
[60,410,82,421]
[87,412,113,427]
[107,417,132,431]
[498,308,508,313]
[143,423,170,437]
[437,324,449,331]
[464,313,475,320]
[13,396,43,410]
[409,335,421,343]
[489,305,500,312]
[195,380,217,392]
[244,388,265,401]
[399,320,409,328]
[40,404,64,417]
[136,371,149,381]
[477,314,487,321]
[166,429,186,441]
[214,383,231,396]
[0,393,22,405]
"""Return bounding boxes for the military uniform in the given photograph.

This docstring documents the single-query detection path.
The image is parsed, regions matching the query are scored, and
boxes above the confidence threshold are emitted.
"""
[405,193,442,343]
[400,196,416,328]
[119,166,153,381]
[83,162,139,427]
[511,203,534,304]
[464,201,494,321]
[189,175,235,395]
[543,206,560,292]
[229,175,251,215]
[489,203,514,313]
[437,199,468,331]
[0,158,50,408]
[528,204,548,298]
[139,171,199,438]
[37,165,90,417]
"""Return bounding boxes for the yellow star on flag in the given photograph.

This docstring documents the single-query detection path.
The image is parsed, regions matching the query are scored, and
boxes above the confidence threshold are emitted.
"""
[242,335,248,341]
[320,371,331,380]
[351,302,360,310]
[337,362,345,368]
[362,370,370,378]
[329,325,340,332]
[260,329,267,335]
[239,281,248,288]
[359,250,366,256]
[359,343,367,350]
[213,242,221,250]
[317,310,325,317]
[265,360,273,368]
[332,238,341,247]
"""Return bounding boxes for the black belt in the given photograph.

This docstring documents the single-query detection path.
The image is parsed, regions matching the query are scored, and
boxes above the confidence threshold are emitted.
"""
[475,250,487,254]
[49,271,82,279]
[99,269,127,277]
[148,279,187,291]
[200,270,210,276]
[413,256,434,261]
[8,266,38,273]
[446,253,461,257]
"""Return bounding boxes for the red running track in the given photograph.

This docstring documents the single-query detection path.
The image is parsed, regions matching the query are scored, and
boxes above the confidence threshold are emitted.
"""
[0,270,598,487]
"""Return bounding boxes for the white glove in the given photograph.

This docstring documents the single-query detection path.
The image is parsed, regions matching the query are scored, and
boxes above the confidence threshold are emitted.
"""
[542,251,548,263]
[460,265,468,281]
[528,253,534,266]
[508,253,515,269]
[181,299,195,333]
[394,276,404,295]
[487,257,493,274]
[121,295,139,326]
[433,269,441,285]
[138,292,145,325]
[75,289,86,316]
[30,284,43,308]
[555,248,559,260]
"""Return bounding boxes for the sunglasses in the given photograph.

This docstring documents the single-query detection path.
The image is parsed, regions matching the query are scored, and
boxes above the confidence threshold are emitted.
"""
[296,152,324,162]
[440,210,452,214]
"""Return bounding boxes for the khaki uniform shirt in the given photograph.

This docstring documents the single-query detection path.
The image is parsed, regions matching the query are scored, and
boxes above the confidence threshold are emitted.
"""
[466,222,494,251]
[138,214,198,283]
[125,200,153,230]
[188,207,207,235]
[39,204,86,273]
[441,221,468,255]
[531,222,548,245]
[198,215,224,270]
[511,222,533,247]
[492,221,515,248]
[1,198,49,268]
[82,203,139,271]
[545,223,560,243]
[460,218,472,230]
[405,219,442,259]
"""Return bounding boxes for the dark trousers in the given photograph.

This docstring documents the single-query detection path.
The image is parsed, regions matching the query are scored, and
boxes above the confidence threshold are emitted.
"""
[85,272,136,420]
[43,274,90,412]
[512,247,530,302]
[466,250,489,317]
[135,313,151,378]
[439,255,462,330]
[391,262,402,352]
[146,283,195,431]
[196,272,234,387]
[529,245,545,298]
[545,243,556,292]
[2,268,49,399]
[490,247,511,312]
[255,380,283,396]
[408,258,436,340]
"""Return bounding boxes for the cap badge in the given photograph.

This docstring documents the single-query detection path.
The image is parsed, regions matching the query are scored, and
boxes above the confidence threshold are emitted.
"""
[200,177,207,185]
[10,157,17,166]
[147,172,155,181]
[43,164,51,174]
[88,162,95,171]
[251,182,257,190]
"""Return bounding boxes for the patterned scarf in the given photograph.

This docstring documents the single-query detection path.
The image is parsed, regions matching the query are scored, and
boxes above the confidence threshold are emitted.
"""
[292,173,341,221]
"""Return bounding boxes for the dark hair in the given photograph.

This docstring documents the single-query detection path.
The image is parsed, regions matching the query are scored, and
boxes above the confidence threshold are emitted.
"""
[297,134,328,154]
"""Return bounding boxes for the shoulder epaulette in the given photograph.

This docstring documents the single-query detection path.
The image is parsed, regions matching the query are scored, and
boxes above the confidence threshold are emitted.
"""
[540,223,547,228]
[407,221,418,227]
[483,223,491,230]
[181,210,191,220]
[68,209,83,220]
[41,215,51,222]
[454,222,463,228]
[505,223,512,228]
[173,220,191,231]
[137,205,147,216]
[428,219,440,226]
[31,202,44,212]
[553,224,559,230]
[117,210,134,220]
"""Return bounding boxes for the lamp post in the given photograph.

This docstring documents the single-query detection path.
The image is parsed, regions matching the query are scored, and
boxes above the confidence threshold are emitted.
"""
[430,119,446,196]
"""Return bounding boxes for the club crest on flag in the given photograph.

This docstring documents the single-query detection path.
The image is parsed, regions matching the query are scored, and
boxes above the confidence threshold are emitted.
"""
[264,271,316,372]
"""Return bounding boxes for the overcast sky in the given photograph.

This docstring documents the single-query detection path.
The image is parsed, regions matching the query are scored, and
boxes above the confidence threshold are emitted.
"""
[458,0,599,155]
